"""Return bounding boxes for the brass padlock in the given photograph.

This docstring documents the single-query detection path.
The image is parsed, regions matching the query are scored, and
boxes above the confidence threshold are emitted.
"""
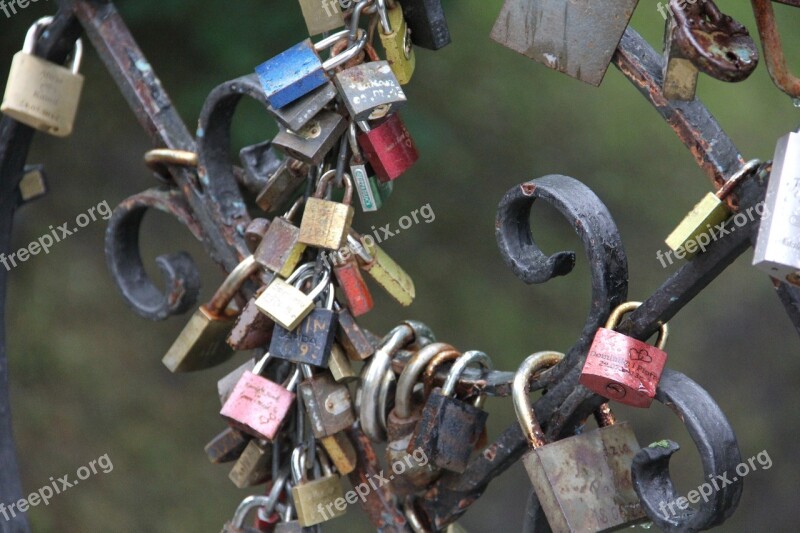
[298,170,355,250]
[376,0,416,84]
[328,343,358,382]
[163,255,259,373]
[255,197,307,278]
[255,158,308,214]
[666,159,761,258]
[515,351,645,532]
[349,233,415,306]
[229,439,272,489]
[204,427,250,464]
[1,17,85,136]
[290,445,345,526]
[319,432,358,476]
[662,14,699,101]
[255,263,330,330]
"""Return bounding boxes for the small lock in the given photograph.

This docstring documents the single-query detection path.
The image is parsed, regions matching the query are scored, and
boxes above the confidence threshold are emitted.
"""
[357,113,419,182]
[662,14,700,101]
[254,197,307,278]
[666,159,761,258]
[347,122,391,212]
[334,61,407,122]
[17,165,48,206]
[255,158,308,214]
[228,439,272,488]
[335,303,375,361]
[227,288,275,352]
[515,352,645,532]
[1,17,85,137]
[272,109,349,165]
[291,445,346,526]
[220,353,302,440]
[298,170,355,250]
[298,0,346,36]
[376,0,416,84]
[333,249,374,317]
[298,365,355,437]
[320,432,358,475]
[270,275,338,367]
[163,255,260,373]
[328,343,358,382]
[400,0,451,51]
[205,427,250,464]
[255,28,367,109]
[580,302,669,408]
[350,233,415,306]
[409,350,492,473]
[256,263,331,330]
[754,130,800,284]
[268,81,338,132]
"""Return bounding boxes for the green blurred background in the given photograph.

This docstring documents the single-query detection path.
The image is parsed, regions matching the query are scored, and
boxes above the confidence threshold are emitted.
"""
[1,1,799,531]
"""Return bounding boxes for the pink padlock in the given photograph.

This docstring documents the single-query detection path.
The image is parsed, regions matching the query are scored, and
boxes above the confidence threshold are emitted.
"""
[220,353,301,440]
[579,301,669,408]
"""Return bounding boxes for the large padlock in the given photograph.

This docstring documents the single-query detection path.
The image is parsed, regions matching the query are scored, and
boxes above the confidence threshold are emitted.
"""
[255,198,307,278]
[334,61,407,122]
[376,0,416,84]
[227,289,275,352]
[400,0,451,51]
[1,17,85,136]
[272,109,349,165]
[291,445,346,526]
[163,255,259,373]
[298,170,355,250]
[255,28,367,109]
[335,303,375,361]
[229,439,272,488]
[298,365,355,437]
[515,352,645,532]
[255,158,308,214]
[332,250,374,317]
[220,353,301,440]
[754,130,800,285]
[350,233,415,306]
[205,427,250,464]
[256,263,330,330]
[490,0,639,86]
[409,351,491,473]
[357,113,418,182]
[298,0,345,36]
[268,81,338,132]
[580,302,669,408]
[270,276,338,367]
[666,159,761,258]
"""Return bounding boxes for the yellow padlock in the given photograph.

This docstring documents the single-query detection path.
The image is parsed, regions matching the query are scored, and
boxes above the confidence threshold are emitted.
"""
[377,0,416,84]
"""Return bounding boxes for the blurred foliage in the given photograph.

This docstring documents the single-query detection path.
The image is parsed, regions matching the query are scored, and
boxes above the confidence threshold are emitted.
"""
[1,1,799,531]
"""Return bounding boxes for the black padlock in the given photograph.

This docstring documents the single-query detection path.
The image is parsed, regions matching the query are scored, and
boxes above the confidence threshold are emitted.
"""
[400,0,451,51]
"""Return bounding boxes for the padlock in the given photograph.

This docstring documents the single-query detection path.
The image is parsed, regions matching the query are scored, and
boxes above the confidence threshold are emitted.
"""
[409,351,492,473]
[1,17,85,136]
[291,446,346,526]
[357,113,418,182]
[515,352,645,532]
[270,81,338,133]
[335,304,375,360]
[490,0,639,87]
[387,343,456,497]
[298,170,355,250]
[666,159,761,257]
[270,276,338,367]
[376,0,416,84]
[333,251,374,317]
[400,0,451,51]
[255,198,308,278]
[754,130,800,284]
[662,14,699,101]
[320,431,358,475]
[218,358,257,405]
[580,302,669,408]
[255,28,367,109]
[346,122,388,213]
[220,353,302,440]
[299,0,345,36]
[228,289,275,352]
[255,158,308,214]
[334,61,407,122]
[229,439,273,488]
[163,255,260,373]
[349,233,415,306]
[205,427,251,464]
[298,365,355,437]
[272,109,348,165]
[256,263,331,330]
[327,343,358,383]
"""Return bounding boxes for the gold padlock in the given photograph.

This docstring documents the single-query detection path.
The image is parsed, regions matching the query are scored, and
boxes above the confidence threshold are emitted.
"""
[255,263,330,330]
[291,445,345,526]
[298,170,355,250]
[349,233,415,306]
[1,17,84,137]
[228,439,272,488]
[377,0,416,85]
[255,197,307,278]
[320,432,358,475]
[162,255,259,373]
[328,343,358,383]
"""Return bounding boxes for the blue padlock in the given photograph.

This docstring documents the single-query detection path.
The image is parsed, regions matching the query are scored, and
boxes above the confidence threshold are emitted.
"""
[256,29,366,109]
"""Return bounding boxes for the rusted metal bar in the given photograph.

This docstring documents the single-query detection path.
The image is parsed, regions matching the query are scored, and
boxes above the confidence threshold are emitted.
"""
[751,0,800,99]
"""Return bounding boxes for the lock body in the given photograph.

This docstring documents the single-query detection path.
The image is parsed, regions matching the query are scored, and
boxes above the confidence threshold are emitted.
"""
[162,306,235,373]
[400,0,451,50]
[298,373,355,437]
[299,0,345,36]
[336,308,375,360]
[298,198,354,250]
[292,476,346,526]
[270,308,338,367]
[665,192,730,257]
[334,256,374,316]
[320,433,357,475]
[220,371,296,440]
[360,241,415,306]
[357,114,418,181]
[205,427,250,464]
[272,110,348,165]
[256,159,308,214]
[380,6,416,84]
[269,82,338,131]
[256,278,316,330]
[255,40,327,109]
[334,61,407,121]
[255,218,307,278]
[227,293,275,351]
[229,440,272,488]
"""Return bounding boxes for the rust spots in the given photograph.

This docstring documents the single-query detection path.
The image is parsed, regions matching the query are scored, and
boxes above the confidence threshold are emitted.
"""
[521,183,537,196]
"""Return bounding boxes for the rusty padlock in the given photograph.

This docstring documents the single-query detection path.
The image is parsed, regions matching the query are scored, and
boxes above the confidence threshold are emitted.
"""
[580,302,669,408]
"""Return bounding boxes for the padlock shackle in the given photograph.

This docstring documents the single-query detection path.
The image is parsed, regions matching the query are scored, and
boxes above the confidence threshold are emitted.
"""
[283,366,302,391]
[24,16,83,74]
[207,255,259,314]
[291,445,307,484]
[314,169,354,205]
[288,263,331,302]
[253,352,272,375]
[512,351,565,449]
[284,196,305,223]
[317,29,367,71]
[442,351,493,410]
[423,350,460,399]
[395,343,457,419]
[375,0,393,34]
[605,301,669,350]
[232,470,288,527]
[716,159,761,200]
[349,0,374,42]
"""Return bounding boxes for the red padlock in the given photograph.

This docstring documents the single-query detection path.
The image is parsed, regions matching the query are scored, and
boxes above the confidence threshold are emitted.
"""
[332,253,373,316]
[356,113,419,182]
[579,301,669,408]
[220,354,301,440]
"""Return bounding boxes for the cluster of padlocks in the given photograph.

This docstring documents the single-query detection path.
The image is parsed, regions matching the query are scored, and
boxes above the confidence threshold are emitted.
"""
[2,0,800,531]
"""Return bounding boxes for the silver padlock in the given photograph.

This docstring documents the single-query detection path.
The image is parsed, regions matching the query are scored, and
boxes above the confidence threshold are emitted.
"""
[1,17,85,137]
[754,131,800,285]
[334,61,407,121]
[268,82,338,132]
[272,109,348,165]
